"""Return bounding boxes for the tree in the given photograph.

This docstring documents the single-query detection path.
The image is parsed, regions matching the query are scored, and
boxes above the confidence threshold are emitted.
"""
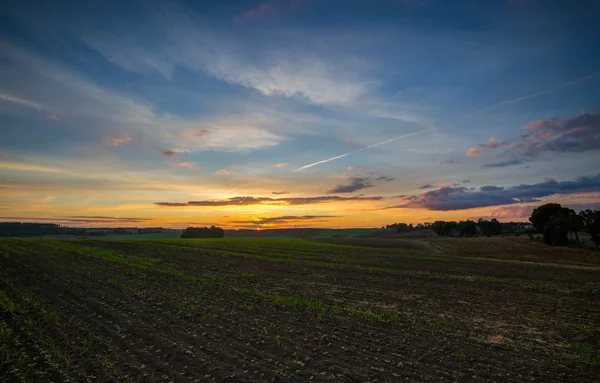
[458,220,477,237]
[477,218,502,236]
[431,221,458,236]
[580,209,600,249]
[181,226,224,239]
[529,203,564,234]
[529,203,577,246]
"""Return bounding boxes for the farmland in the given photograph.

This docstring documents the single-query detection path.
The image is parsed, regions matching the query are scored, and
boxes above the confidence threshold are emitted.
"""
[1,238,599,382]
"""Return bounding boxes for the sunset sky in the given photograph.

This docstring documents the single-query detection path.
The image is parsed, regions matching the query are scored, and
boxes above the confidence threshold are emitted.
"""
[1,0,599,229]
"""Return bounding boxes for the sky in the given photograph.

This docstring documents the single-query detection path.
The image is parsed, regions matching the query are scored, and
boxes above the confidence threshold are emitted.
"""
[0,0,599,229]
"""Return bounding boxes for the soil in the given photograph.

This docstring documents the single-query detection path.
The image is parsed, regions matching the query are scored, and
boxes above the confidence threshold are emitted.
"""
[1,238,598,382]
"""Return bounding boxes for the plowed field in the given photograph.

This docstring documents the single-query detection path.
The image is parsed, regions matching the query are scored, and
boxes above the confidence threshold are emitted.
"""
[1,238,598,382]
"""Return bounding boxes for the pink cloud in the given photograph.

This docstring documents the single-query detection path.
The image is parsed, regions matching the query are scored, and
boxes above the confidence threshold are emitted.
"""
[106,132,131,147]
[44,113,60,120]
[215,169,233,175]
[466,148,483,156]
[275,162,290,168]
[523,119,551,130]
[175,162,196,168]
[237,0,305,21]
[488,137,497,144]
[486,205,534,219]
[347,166,356,172]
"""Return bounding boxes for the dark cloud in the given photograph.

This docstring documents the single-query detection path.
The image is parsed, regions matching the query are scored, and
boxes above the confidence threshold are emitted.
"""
[481,159,524,168]
[160,149,179,157]
[419,184,435,189]
[328,177,374,193]
[327,175,393,194]
[480,185,505,192]
[156,195,384,207]
[461,180,471,184]
[481,107,600,155]
[272,191,289,195]
[229,215,339,225]
[384,173,600,211]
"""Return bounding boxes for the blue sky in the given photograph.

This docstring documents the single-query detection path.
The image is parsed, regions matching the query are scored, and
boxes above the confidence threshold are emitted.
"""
[0,0,599,228]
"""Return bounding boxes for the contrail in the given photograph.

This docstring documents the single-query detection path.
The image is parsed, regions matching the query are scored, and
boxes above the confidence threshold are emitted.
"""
[295,130,427,171]
[294,152,353,171]
[468,71,600,116]
[360,130,428,150]
[0,93,45,110]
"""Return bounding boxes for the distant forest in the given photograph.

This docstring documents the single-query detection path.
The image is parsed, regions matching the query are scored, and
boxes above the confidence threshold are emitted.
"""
[0,223,173,237]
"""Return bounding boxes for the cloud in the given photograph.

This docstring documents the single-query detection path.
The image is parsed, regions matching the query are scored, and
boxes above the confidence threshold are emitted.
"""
[328,177,374,193]
[229,215,338,225]
[461,180,471,184]
[272,191,289,195]
[155,195,384,207]
[0,161,61,173]
[215,169,233,175]
[44,113,60,120]
[385,173,600,211]
[106,132,132,147]
[174,161,196,168]
[0,92,45,110]
[419,184,435,189]
[481,159,524,168]
[327,175,394,194]
[275,162,290,168]
[160,149,183,157]
[466,148,483,156]
[481,108,600,155]
[237,0,305,21]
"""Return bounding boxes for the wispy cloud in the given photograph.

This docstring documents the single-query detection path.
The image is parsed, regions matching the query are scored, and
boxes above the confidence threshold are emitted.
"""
[155,195,384,207]
[106,132,132,147]
[229,215,338,225]
[0,161,61,173]
[44,113,60,120]
[481,159,524,168]
[296,130,428,171]
[236,0,306,21]
[275,162,290,168]
[215,169,233,175]
[272,191,289,195]
[174,161,197,168]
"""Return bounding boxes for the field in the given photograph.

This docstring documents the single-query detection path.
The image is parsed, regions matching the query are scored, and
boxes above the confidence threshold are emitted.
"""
[1,238,599,382]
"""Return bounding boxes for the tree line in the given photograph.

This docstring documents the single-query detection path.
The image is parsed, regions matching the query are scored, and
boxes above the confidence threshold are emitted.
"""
[385,203,600,249]
[180,226,225,238]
